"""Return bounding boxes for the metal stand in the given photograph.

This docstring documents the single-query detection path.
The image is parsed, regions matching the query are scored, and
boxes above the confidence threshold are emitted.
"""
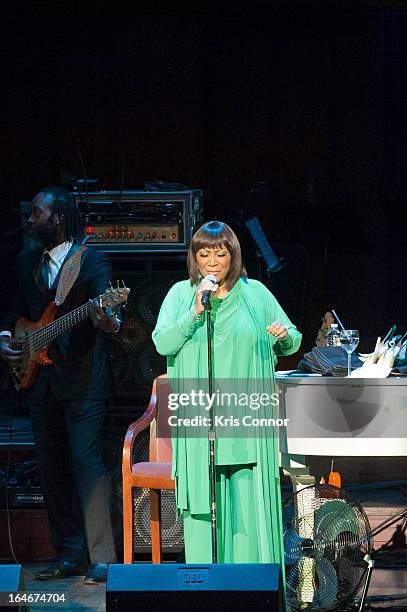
[205,302,217,563]
[357,554,375,612]
[353,507,407,611]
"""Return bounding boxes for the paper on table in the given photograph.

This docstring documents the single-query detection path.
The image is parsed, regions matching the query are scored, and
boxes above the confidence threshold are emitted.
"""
[275,370,323,377]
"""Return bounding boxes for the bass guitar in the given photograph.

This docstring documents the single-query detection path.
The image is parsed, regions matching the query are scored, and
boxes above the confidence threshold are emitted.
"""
[11,283,129,390]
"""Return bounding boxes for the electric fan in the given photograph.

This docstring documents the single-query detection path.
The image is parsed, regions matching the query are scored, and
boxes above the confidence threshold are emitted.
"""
[283,485,372,611]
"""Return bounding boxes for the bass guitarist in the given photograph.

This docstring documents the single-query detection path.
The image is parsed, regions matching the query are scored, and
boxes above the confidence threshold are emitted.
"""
[0,186,119,584]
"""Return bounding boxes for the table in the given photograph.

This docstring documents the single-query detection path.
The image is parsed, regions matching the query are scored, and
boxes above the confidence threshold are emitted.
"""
[276,375,407,483]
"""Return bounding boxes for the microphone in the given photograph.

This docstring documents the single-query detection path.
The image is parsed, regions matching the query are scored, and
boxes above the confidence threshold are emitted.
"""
[201,274,217,308]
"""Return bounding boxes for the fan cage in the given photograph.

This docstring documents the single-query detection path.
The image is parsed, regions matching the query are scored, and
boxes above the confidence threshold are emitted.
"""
[283,484,372,612]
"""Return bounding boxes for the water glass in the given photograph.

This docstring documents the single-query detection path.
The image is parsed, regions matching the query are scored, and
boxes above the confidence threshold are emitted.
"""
[339,329,360,377]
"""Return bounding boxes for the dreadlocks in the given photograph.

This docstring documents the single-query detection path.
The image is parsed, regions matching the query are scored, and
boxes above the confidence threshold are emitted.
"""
[40,186,84,242]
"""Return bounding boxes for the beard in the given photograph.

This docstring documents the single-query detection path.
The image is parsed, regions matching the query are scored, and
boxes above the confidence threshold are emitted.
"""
[27,218,58,246]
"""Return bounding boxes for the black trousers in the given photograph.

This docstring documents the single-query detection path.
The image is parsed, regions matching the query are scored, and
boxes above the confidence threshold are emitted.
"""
[29,391,117,565]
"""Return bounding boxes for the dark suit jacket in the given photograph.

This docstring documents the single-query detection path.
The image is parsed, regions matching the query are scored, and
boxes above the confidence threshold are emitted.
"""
[2,243,114,400]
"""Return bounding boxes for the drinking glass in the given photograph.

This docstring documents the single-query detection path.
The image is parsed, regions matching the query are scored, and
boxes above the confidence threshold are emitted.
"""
[339,330,360,377]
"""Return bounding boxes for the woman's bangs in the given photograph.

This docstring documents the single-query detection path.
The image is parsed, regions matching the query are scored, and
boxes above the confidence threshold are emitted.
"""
[193,229,231,254]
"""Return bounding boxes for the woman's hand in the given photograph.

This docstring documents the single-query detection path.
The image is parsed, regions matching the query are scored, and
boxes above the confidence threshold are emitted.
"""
[194,277,219,315]
[266,320,288,340]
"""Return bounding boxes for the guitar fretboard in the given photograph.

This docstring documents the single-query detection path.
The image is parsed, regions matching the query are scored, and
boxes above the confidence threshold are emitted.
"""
[30,302,91,352]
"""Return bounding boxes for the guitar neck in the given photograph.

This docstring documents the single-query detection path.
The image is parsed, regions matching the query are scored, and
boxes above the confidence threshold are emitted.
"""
[31,302,91,352]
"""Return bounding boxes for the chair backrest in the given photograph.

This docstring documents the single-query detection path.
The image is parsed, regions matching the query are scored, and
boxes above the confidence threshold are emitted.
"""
[149,375,172,463]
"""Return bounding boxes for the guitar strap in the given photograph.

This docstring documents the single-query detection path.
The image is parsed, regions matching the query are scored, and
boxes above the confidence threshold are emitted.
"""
[54,243,88,306]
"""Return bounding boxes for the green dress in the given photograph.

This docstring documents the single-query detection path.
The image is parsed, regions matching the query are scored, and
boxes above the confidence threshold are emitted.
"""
[152,277,302,563]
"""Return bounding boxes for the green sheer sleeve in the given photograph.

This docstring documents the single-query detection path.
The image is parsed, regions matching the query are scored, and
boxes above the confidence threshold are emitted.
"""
[259,280,302,356]
[152,281,203,356]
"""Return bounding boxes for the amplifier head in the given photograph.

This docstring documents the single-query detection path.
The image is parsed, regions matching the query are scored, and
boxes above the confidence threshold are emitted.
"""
[74,190,204,253]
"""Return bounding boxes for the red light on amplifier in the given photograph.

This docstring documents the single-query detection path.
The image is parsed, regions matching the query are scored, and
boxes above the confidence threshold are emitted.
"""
[86,226,94,234]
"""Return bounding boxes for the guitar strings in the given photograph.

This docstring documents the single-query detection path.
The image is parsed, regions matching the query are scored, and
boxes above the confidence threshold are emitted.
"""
[18,289,125,367]
[30,303,91,352]
[17,303,90,358]
[27,291,123,352]
[15,303,90,381]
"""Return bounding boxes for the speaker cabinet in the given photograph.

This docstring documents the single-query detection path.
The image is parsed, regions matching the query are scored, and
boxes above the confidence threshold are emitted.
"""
[0,565,24,611]
[106,563,284,611]
[108,256,186,404]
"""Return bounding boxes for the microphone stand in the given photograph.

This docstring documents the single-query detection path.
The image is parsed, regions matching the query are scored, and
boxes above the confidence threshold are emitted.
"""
[204,297,217,563]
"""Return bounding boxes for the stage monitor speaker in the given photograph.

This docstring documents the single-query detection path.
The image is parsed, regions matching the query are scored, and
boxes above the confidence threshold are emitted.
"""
[0,565,24,611]
[106,563,285,611]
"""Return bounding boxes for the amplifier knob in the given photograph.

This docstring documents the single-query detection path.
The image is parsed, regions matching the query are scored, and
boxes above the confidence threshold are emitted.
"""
[129,232,134,238]
[137,233,142,239]
[124,226,128,231]
[172,233,176,239]
[112,233,117,238]
[111,227,116,232]
[118,233,122,239]
[145,233,150,239]
[123,232,128,239]
[152,233,156,239]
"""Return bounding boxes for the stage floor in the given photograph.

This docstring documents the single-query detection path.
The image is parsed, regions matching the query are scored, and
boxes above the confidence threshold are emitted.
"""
[17,558,407,612]
[5,483,406,611]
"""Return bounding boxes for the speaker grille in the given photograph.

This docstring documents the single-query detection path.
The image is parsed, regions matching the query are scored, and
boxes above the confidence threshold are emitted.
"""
[108,266,186,403]
[133,489,184,554]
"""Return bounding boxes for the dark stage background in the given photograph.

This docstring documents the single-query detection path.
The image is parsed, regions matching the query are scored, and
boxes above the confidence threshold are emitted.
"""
[1,1,407,388]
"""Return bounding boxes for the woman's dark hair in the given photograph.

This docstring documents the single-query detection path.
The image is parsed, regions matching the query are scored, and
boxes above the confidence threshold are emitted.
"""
[187,221,247,290]
[41,186,84,242]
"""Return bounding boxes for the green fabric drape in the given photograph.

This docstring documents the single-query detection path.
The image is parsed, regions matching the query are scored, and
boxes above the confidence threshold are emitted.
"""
[152,277,302,563]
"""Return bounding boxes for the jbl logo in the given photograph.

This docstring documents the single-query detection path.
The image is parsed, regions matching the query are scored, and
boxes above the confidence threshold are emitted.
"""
[183,572,203,584]
[177,567,210,588]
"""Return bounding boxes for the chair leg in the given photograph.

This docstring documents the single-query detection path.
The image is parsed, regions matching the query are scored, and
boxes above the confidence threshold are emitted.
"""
[123,484,134,564]
[150,489,162,564]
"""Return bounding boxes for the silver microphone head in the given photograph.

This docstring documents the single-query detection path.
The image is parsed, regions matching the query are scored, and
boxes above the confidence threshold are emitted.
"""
[204,274,217,285]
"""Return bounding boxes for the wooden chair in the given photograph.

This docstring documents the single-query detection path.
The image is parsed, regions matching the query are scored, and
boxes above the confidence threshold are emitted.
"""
[122,374,174,564]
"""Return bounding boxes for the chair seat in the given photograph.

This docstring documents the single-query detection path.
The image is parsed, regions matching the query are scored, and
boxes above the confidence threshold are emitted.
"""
[132,462,174,490]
